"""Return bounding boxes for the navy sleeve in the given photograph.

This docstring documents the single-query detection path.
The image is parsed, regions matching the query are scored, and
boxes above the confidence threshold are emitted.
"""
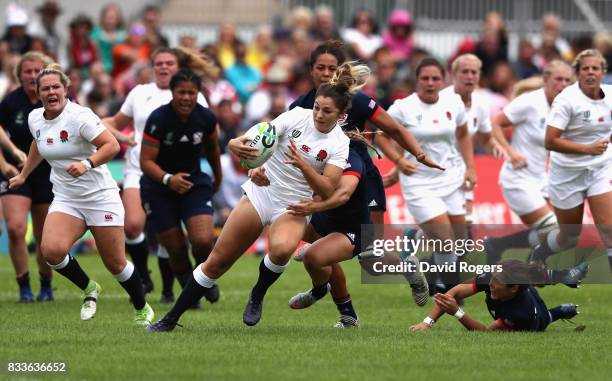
[472,272,490,293]
[0,96,10,128]
[352,92,380,121]
[203,108,218,137]
[143,108,166,144]
[343,150,364,177]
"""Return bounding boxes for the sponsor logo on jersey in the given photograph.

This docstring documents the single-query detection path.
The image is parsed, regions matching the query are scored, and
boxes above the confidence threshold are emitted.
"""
[104,214,113,222]
[46,137,54,145]
[300,145,310,153]
[36,130,40,138]
[433,119,439,124]
[15,111,24,125]
[179,135,189,142]
[290,129,302,139]
[163,132,174,145]
[368,99,376,109]
[193,132,203,144]
[582,110,590,121]
[206,200,212,207]
[316,149,327,162]
[346,232,355,241]
[60,130,69,143]
[368,200,378,207]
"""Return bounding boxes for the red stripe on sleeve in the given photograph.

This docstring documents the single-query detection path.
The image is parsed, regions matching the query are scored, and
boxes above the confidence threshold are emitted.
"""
[343,170,361,179]
[143,133,160,143]
[369,106,382,121]
[472,277,478,293]
[496,319,511,330]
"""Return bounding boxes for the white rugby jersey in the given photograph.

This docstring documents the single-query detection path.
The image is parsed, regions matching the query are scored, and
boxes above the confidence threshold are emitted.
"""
[546,82,612,168]
[119,82,208,172]
[387,91,467,192]
[29,101,118,202]
[440,86,492,136]
[499,88,550,187]
[261,107,349,202]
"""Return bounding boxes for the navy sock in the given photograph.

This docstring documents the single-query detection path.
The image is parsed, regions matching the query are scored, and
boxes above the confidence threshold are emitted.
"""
[334,296,357,319]
[119,270,146,310]
[158,257,174,294]
[494,229,531,251]
[165,275,208,321]
[55,256,90,290]
[176,272,191,289]
[16,272,30,288]
[39,272,52,288]
[531,236,555,263]
[126,239,150,282]
[251,258,283,301]
[311,282,329,300]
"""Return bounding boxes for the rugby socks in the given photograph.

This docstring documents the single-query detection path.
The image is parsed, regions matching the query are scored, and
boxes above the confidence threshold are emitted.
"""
[607,248,612,272]
[165,267,216,321]
[39,272,52,289]
[530,232,558,263]
[125,233,151,284]
[176,272,192,289]
[114,261,145,310]
[311,282,330,300]
[16,272,30,288]
[47,255,90,290]
[492,229,531,251]
[334,295,358,320]
[158,257,175,294]
[251,254,289,301]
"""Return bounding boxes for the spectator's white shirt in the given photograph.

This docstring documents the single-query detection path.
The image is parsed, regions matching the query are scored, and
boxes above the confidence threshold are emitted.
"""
[546,82,612,168]
[261,107,349,202]
[29,101,117,202]
[499,88,550,187]
[341,28,383,59]
[219,153,248,209]
[441,86,492,136]
[119,83,208,173]
[388,91,467,194]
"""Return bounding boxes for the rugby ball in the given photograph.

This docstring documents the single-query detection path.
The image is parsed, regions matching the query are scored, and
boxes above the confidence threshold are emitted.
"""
[239,122,278,169]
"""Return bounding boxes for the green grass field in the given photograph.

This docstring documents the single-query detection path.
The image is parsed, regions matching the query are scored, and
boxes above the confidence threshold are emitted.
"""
[1,253,611,381]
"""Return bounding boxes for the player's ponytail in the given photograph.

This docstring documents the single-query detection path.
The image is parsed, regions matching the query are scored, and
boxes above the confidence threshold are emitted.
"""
[316,61,371,112]
[495,259,547,289]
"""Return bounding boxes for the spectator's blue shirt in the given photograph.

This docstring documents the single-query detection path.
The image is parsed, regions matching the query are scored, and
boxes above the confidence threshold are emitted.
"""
[224,63,262,103]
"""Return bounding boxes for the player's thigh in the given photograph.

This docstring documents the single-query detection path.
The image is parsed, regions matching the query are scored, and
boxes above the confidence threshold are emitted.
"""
[268,213,307,262]
[40,211,87,260]
[588,191,612,246]
[303,233,354,268]
[90,226,127,274]
[185,214,215,247]
[122,188,146,236]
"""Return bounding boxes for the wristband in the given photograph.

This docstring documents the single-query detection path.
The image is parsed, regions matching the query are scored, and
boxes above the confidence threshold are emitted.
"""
[80,159,92,171]
[162,173,172,185]
[423,316,435,326]
[454,307,465,319]
[86,158,95,168]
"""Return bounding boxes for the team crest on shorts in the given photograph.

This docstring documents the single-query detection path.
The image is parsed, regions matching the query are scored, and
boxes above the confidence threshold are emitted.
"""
[316,149,327,162]
[104,214,113,222]
[60,130,69,143]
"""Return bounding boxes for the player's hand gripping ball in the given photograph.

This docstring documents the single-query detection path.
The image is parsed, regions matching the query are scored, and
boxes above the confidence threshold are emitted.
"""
[239,122,278,169]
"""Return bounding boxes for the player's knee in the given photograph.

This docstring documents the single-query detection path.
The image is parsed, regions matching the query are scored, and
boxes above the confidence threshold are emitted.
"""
[6,221,27,243]
[302,249,324,269]
[268,240,297,261]
[40,240,71,262]
[531,212,558,236]
[123,220,144,240]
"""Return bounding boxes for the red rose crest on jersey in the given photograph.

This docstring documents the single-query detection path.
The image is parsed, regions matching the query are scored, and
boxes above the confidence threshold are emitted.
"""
[316,149,327,162]
[598,116,605,123]
[104,214,113,222]
[446,111,452,120]
[60,130,69,143]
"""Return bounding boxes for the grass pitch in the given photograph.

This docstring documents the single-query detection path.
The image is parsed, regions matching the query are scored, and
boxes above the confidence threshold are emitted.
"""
[1,253,611,381]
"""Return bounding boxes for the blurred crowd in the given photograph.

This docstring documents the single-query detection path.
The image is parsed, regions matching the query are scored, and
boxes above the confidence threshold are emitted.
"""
[2,1,612,155]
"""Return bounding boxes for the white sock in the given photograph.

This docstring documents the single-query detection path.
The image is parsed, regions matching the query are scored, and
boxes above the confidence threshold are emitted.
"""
[528,229,540,248]
[546,229,563,252]
[193,265,216,288]
[114,261,134,282]
[125,232,145,245]
[47,254,70,270]
[264,254,290,274]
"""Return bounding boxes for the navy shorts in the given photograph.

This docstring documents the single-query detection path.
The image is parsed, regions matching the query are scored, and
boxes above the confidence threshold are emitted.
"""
[311,214,372,257]
[0,173,53,204]
[364,161,386,212]
[140,179,213,233]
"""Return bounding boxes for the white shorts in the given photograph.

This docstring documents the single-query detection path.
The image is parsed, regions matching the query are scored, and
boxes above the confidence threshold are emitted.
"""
[548,163,612,210]
[501,180,548,216]
[241,180,310,226]
[405,186,466,224]
[49,194,125,226]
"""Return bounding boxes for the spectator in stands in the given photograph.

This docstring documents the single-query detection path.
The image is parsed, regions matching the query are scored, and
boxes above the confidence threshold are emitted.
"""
[474,12,509,80]
[203,59,239,109]
[512,39,541,79]
[372,47,398,110]
[216,99,242,154]
[111,22,152,79]
[90,3,126,74]
[66,66,84,104]
[0,49,19,97]
[246,25,273,72]
[28,1,65,65]
[478,61,516,117]
[532,13,572,62]
[216,23,239,69]
[310,5,341,42]
[224,40,262,103]
[342,8,382,61]
[142,5,169,49]
[68,14,99,78]
[245,63,293,125]
[179,34,198,52]
[382,9,415,62]
[2,3,34,55]
[593,32,612,82]
[290,6,314,32]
